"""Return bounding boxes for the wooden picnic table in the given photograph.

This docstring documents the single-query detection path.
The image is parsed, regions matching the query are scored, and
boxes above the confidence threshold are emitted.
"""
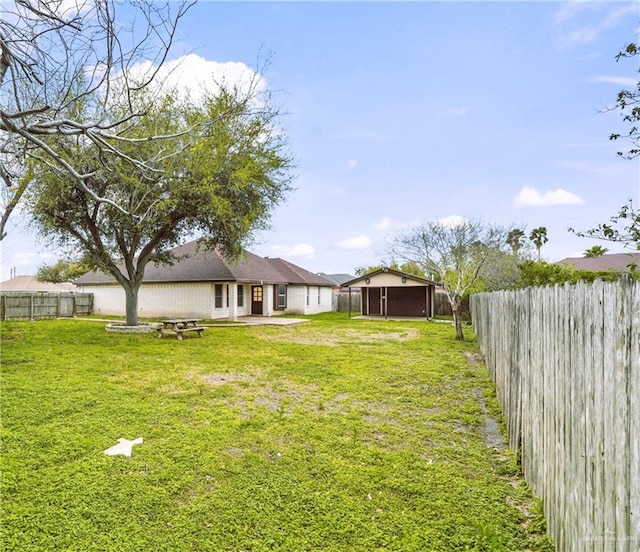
[157,319,206,340]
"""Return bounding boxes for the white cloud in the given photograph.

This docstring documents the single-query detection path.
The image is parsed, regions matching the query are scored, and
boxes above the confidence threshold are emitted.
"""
[346,159,358,170]
[270,243,315,258]
[513,186,584,207]
[554,3,637,47]
[588,75,637,87]
[437,215,467,228]
[334,235,372,250]
[114,53,266,103]
[373,217,392,231]
[437,107,469,117]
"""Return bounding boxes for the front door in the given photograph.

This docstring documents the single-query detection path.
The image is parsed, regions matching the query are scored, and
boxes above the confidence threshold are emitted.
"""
[251,285,263,315]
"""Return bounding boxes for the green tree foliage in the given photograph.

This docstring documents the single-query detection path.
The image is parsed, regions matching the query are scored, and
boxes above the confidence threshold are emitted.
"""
[571,200,640,251]
[529,227,548,260]
[583,245,609,258]
[517,260,624,288]
[26,85,293,325]
[570,40,640,254]
[477,248,521,292]
[36,260,90,283]
[608,41,640,159]
[506,228,526,257]
[388,219,508,340]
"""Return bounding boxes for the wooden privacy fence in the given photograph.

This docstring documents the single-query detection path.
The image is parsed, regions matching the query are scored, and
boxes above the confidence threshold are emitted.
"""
[0,292,93,321]
[470,277,639,551]
[333,292,361,313]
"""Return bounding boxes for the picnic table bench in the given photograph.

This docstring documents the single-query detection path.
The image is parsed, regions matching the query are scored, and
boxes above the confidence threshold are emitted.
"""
[157,319,206,340]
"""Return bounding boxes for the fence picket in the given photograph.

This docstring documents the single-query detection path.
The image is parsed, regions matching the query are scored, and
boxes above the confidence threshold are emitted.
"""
[471,278,639,551]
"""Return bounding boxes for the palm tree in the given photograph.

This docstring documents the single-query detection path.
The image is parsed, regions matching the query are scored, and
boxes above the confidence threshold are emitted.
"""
[529,227,548,261]
[506,228,526,257]
[583,245,609,258]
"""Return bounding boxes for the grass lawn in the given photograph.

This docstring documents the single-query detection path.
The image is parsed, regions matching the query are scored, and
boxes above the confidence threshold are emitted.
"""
[1,314,552,551]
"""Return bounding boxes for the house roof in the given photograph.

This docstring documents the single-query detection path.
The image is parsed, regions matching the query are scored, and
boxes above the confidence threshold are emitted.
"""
[556,252,640,273]
[342,267,437,287]
[317,273,356,286]
[0,276,77,292]
[265,258,335,286]
[74,240,334,287]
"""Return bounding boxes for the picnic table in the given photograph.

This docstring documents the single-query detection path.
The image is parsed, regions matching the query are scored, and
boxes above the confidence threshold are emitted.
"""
[156,319,206,340]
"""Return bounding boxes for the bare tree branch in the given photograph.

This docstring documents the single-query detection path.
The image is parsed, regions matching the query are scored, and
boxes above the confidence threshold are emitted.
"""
[0,0,198,239]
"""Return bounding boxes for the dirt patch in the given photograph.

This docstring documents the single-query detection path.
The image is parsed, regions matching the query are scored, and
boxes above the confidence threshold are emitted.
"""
[472,388,506,451]
[202,372,259,386]
[259,327,420,347]
[464,351,485,365]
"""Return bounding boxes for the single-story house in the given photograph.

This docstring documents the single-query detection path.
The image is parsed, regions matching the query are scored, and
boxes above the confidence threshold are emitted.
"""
[74,240,335,320]
[342,267,437,318]
[557,252,640,273]
[0,276,77,292]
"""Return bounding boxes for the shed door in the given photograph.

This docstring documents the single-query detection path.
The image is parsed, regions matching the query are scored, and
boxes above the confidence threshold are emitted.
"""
[367,288,381,315]
[387,287,427,317]
[251,286,263,315]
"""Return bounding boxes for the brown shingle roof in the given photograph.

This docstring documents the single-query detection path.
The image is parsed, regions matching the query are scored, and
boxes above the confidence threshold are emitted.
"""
[557,252,640,273]
[74,240,333,286]
[266,258,335,286]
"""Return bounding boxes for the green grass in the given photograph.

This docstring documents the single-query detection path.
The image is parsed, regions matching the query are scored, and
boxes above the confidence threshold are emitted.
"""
[1,314,553,551]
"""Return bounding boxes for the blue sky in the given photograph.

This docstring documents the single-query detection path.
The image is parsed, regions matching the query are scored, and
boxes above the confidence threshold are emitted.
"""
[2,0,639,280]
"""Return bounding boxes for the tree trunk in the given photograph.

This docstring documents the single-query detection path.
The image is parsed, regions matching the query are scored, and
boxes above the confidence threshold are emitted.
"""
[452,306,464,341]
[123,282,140,326]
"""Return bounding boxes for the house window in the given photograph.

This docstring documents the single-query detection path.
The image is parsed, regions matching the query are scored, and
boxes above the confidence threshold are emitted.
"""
[215,284,223,308]
[317,287,321,305]
[237,285,244,307]
[226,284,229,307]
[306,286,310,306]
[276,284,287,309]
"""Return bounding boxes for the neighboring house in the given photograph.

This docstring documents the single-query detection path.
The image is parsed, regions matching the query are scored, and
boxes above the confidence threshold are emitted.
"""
[343,267,437,318]
[557,252,640,273]
[318,273,357,289]
[74,240,334,320]
[0,276,77,292]
[318,273,360,313]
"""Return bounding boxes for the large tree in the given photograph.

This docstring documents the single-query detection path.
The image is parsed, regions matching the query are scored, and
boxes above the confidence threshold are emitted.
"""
[26,83,293,325]
[0,0,198,239]
[388,219,508,340]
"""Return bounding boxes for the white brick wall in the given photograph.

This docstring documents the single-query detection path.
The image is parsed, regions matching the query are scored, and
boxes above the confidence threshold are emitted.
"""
[79,282,331,319]
[285,285,332,315]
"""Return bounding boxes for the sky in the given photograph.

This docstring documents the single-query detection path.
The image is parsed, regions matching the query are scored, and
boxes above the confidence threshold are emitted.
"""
[2,0,639,280]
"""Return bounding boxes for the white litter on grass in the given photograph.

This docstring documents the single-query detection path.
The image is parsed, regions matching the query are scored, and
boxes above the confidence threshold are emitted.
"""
[103,437,144,458]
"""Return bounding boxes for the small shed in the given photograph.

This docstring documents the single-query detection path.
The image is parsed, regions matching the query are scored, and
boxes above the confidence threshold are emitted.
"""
[343,268,437,318]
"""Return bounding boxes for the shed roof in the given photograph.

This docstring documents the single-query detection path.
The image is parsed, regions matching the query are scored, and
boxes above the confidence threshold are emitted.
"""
[74,240,333,287]
[342,267,437,287]
[556,252,640,273]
